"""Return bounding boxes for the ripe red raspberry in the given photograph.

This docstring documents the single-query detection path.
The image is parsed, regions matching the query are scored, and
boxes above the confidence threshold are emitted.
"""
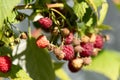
[94,35,104,49]
[64,33,74,44]
[62,45,74,60]
[80,42,94,57]
[68,58,83,72]
[38,17,52,29]
[36,35,49,48]
[0,56,11,73]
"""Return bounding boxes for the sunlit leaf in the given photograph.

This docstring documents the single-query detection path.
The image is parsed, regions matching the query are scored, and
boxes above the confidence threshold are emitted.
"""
[55,68,71,80]
[86,18,93,26]
[0,0,20,29]
[93,0,106,7]
[98,2,108,25]
[85,0,98,15]
[84,50,120,80]
[73,1,89,20]
[97,24,112,30]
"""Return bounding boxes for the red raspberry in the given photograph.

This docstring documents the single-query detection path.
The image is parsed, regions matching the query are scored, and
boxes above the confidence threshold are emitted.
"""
[68,58,83,72]
[0,56,11,73]
[62,45,74,60]
[36,35,49,48]
[64,33,74,44]
[80,42,94,57]
[94,35,104,49]
[38,17,52,29]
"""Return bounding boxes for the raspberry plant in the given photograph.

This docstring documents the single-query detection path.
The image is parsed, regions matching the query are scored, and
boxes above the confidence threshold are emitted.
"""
[0,0,120,80]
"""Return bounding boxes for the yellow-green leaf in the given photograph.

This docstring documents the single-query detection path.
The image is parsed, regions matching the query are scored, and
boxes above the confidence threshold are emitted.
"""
[55,68,71,80]
[98,2,108,25]
[0,0,20,29]
[73,1,89,20]
[84,50,120,80]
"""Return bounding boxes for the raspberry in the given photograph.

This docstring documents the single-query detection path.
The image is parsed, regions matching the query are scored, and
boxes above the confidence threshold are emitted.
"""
[92,48,101,56]
[36,35,49,48]
[53,47,65,60]
[94,35,104,49]
[74,45,82,53]
[80,42,94,57]
[64,33,74,44]
[82,57,92,65]
[62,45,74,60]
[61,28,70,37]
[20,32,28,39]
[68,58,83,72]
[0,56,11,73]
[81,35,90,43]
[72,38,81,46]
[38,17,52,29]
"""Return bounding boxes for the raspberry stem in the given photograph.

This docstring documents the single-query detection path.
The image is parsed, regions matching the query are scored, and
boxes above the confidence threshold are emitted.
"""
[28,20,32,39]
[46,3,64,9]
[50,8,72,29]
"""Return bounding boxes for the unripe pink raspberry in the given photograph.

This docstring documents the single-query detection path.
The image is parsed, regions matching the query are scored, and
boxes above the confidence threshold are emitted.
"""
[53,47,65,60]
[0,56,11,73]
[38,17,52,28]
[72,38,81,46]
[61,28,70,37]
[80,42,94,57]
[68,57,83,72]
[62,45,74,60]
[36,35,49,48]
[82,57,92,65]
[94,35,104,49]
[64,33,74,44]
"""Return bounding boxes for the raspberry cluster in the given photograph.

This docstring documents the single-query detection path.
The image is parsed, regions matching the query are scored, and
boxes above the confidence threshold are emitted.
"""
[35,19,109,72]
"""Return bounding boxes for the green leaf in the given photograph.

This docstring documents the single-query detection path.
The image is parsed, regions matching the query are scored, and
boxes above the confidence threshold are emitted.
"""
[55,68,72,80]
[20,38,55,80]
[73,1,89,20]
[84,50,120,80]
[85,0,98,15]
[0,65,32,80]
[98,2,108,25]
[8,12,18,23]
[54,62,64,70]
[97,24,112,30]
[24,0,33,4]
[0,0,20,29]
[93,0,106,7]
[86,18,93,26]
